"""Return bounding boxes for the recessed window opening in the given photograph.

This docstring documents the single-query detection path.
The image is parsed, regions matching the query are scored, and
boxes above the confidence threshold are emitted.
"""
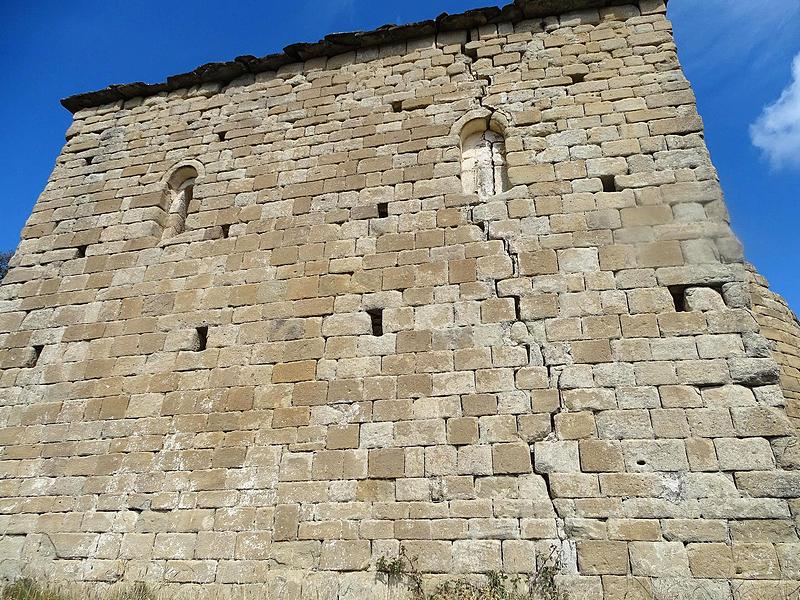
[600,175,616,193]
[367,309,384,337]
[377,202,389,218]
[31,345,44,368]
[218,131,227,142]
[460,118,509,199]
[164,165,199,238]
[196,326,208,351]
[391,100,403,113]
[221,224,231,239]
[76,245,88,258]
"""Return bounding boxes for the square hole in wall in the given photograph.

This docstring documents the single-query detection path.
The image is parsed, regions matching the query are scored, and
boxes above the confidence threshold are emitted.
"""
[196,326,209,351]
[367,309,383,336]
[668,286,689,312]
[600,175,617,193]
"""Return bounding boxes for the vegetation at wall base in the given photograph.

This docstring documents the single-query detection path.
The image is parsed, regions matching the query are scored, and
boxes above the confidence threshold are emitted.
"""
[0,581,156,600]
[377,548,566,600]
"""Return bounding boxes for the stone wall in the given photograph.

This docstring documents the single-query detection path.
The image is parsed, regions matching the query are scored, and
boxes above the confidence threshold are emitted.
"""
[749,267,800,420]
[0,0,798,598]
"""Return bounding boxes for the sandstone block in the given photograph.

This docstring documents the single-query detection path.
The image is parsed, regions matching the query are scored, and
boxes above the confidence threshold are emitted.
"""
[493,443,533,474]
[732,543,782,579]
[687,543,735,578]
[327,424,360,449]
[401,540,453,572]
[577,540,629,575]
[623,439,689,472]
[447,417,479,445]
[368,448,405,479]
[519,250,558,276]
[629,541,690,577]
[501,540,537,573]
[508,164,555,185]
[735,471,800,498]
[534,441,580,473]
[714,438,775,471]
[272,361,317,383]
[555,412,597,439]
[729,406,794,437]
[452,540,502,573]
[558,248,600,273]
[273,504,300,541]
[580,439,624,472]
[272,407,311,428]
[319,540,371,571]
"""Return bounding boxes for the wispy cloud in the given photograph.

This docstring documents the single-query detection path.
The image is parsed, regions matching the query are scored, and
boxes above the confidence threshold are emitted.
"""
[670,0,800,82]
[750,52,800,169]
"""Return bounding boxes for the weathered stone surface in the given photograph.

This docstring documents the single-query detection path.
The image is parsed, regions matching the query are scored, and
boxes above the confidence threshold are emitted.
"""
[629,542,690,577]
[1,0,798,596]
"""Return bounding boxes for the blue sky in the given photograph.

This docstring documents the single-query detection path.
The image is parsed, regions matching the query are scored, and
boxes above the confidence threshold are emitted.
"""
[1,0,799,309]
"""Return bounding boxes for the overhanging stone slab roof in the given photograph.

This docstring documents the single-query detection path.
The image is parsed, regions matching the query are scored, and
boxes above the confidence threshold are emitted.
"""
[61,0,659,113]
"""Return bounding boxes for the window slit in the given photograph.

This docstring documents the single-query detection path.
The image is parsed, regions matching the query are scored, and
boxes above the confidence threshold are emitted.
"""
[367,309,384,337]
[31,345,44,368]
[164,165,199,238]
[196,326,208,351]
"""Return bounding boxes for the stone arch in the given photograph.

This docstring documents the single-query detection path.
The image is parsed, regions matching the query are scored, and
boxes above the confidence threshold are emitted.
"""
[162,161,203,238]
[456,110,510,199]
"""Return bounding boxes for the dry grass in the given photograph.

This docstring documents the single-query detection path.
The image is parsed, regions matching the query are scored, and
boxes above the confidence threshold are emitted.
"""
[0,581,156,600]
[377,548,566,600]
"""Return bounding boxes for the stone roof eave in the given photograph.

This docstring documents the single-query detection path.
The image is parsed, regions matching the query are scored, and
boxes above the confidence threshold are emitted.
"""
[60,0,659,114]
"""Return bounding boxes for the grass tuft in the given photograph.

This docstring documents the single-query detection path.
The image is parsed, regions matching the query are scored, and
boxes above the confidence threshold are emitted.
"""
[377,547,567,600]
[0,581,157,600]
[1,580,70,600]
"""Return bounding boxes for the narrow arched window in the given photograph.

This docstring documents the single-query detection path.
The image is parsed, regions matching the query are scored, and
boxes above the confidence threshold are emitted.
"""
[460,119,508,199]
[164,166,198,237]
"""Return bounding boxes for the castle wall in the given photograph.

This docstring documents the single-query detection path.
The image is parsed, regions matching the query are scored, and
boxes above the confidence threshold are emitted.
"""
[1,1,798,598]
[750,268,800,415]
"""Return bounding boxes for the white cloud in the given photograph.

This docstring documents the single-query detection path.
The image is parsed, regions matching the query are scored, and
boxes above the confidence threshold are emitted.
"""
[750,53,800,169]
